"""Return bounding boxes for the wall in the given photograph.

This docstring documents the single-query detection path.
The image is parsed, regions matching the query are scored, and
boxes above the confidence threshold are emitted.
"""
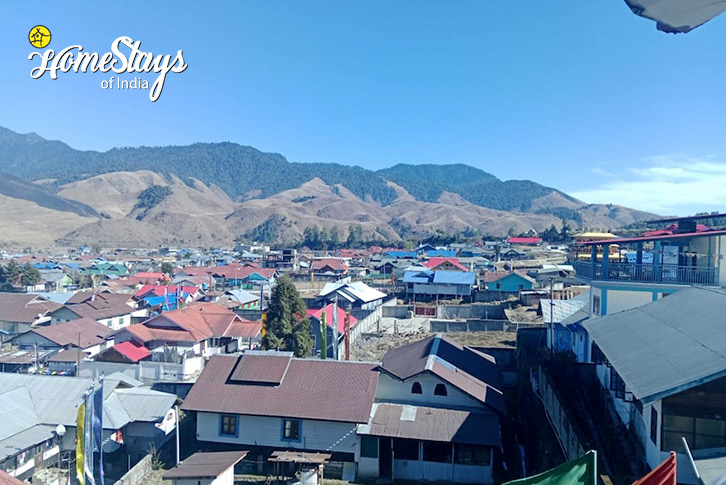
[375,373,485,411]
[436,304,505,320]
[79,360,190,383]
[605,289,653,315]
[196,412,358,455]
[113,453,152,485]
[537,368,586,461]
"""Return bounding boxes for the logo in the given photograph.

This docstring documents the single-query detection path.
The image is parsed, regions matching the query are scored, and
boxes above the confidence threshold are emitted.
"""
[29,25,51,48]
[28,29,187,102]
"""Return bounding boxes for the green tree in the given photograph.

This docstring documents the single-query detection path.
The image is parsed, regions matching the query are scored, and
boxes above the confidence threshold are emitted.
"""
[330,226,341,249]
[347,224,363,248]
[262,276,312,357]
[21,265,42,287]
[161,262,174,276]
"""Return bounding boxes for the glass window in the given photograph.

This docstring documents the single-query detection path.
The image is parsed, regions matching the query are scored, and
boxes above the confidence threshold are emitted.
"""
[434,384,447,396]
[423,441,452,463]
[411,382,422,394]
[393,438,419,460]
[360,436,378,458]
[220,414,237,436]
[283,419,301,441]
[454,445,491,466]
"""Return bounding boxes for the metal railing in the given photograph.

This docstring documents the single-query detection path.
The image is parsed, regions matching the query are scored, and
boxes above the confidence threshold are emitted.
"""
[574,260,718,285]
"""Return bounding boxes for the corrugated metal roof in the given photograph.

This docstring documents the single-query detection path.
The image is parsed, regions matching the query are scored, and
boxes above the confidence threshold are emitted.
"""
[0,424,56,462]
[359,403,501,447]
[584,287,726,403]
[115,388,176,423]
[539,299,587,324]
[182,355,379,424]
[163,451,248,479]
[432,271,476,285]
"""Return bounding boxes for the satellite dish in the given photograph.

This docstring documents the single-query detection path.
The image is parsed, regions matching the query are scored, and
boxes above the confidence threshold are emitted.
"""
[56,424,66,437]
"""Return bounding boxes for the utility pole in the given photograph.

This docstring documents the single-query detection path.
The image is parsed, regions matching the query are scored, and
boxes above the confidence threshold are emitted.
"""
[549,278,555,350]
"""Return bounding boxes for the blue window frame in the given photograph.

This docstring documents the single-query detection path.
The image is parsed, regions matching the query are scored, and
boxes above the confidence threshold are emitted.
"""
[281,419,302,442]
[219,414,238,437]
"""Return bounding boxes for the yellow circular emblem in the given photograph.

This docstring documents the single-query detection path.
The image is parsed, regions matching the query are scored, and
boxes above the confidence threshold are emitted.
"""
[29,25,51,48]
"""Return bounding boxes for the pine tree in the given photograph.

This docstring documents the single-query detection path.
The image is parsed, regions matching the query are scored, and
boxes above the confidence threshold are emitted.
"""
[262,276,312,357]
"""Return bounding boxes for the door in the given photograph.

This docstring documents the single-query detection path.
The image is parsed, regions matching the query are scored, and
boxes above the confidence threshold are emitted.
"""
[379,437,392,478]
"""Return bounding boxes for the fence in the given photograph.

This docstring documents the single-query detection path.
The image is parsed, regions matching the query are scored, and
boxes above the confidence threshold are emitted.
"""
[430,319,543,333]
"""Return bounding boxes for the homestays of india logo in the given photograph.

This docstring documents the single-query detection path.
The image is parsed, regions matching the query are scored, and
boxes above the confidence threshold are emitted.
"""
[27,26,188,102]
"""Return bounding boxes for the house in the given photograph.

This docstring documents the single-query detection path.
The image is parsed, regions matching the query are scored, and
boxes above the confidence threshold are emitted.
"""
[574,214,726,317]
[316,281,387,311]
[114,302,260,360]
[0,293,61,340]
[134,285,199,311]
[212,266,277,292]
[94,340,152,364]
[311,258,349,275]
[0,348,53,373]
[81,261,129,279]
[584,287,726,484]
[38,270,73,292]
[307,304,358,359]
[50,291,136,330]
[0,373,177,480]
[6,318,113,357]
[423,257,469,272]
[162,451,248,485]
[481,271,535,294]
[216,289,260,310]
[357,334,505,484]
[403,270,476,300]
[181,352,379,468]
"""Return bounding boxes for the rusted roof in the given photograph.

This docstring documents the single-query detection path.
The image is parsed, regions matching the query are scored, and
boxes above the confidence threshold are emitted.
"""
[361,403,501,447]
[223,319,260,338]
[162,451,248,479]
[62,293,134,320]
[182,354,379,423]
[30,318,112,348]
[229,352,292,384]
[0,293,61,324]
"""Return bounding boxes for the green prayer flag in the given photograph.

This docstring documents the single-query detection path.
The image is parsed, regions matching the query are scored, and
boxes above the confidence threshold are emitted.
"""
[319,310,327,360]
[502,451,597,485]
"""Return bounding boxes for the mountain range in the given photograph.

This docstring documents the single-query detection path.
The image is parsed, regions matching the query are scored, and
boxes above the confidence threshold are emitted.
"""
[0,126,655,247]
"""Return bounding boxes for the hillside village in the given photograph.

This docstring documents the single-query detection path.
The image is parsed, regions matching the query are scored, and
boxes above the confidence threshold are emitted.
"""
[1,212,726,485]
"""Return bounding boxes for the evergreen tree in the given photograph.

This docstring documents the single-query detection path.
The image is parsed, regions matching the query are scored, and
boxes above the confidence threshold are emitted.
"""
[161,262,174,276]
[262,276,312,357]
[20,265,41,286]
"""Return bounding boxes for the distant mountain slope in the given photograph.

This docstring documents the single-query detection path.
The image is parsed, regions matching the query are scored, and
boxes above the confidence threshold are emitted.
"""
[0,171,101,218]
[0,126,572,212]
[378,164,581,212]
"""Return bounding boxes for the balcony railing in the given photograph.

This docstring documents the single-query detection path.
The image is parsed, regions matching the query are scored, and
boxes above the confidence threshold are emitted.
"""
[574,260,718,286]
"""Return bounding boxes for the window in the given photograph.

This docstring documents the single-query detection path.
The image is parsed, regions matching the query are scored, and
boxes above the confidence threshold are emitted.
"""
[651,407,658,445]
[360,436,378,458]
[423,441,452,463]
[610,370,625,399]
[434,384,447,396]
[411,382,422,394]
[393,438,419,460]
[593,295,601,316]
[219,414,237,436]
[454,444,491,466]
[282,419,301,441]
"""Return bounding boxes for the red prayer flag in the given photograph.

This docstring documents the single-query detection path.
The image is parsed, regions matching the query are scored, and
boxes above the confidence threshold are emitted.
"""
[632,452,676,485]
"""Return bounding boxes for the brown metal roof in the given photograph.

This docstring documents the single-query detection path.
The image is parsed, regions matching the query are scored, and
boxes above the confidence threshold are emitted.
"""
[379,334,505,414]
[361,403,501,447]
[31,318,112,348]
[229,352,292,384]
[182,354,379,423]
[0,293,61,324]
[162,451,248,479]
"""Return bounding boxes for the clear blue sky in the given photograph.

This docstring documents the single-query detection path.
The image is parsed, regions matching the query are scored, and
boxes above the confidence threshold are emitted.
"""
[2,1,726,215]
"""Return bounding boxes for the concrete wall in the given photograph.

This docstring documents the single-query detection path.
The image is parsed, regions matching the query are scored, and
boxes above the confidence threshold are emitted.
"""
[196,412,358,455]
[113,453,152,485]
[375,373,485,411]
[79,360,191,383]
[436,304,505,320]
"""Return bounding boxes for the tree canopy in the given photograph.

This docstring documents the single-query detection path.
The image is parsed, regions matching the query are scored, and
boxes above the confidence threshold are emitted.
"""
[262,276,312,357]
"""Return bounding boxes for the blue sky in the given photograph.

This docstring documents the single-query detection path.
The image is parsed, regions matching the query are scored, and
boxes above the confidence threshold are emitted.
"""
[1,1,726,215]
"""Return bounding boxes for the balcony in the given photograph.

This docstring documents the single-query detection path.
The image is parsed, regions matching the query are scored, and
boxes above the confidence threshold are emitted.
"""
[574,260,718,286]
